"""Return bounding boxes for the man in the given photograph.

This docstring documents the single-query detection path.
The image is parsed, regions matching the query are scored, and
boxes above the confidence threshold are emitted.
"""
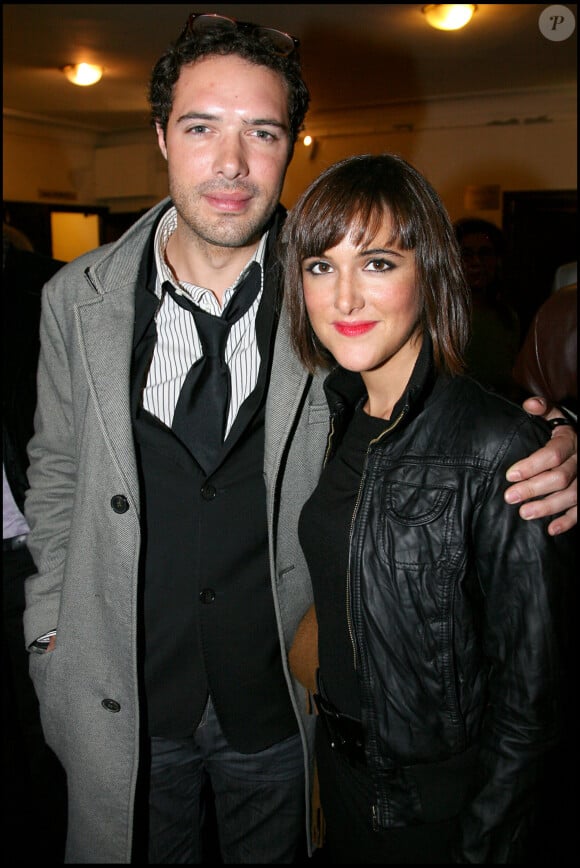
[22,13,577,864]
[455,217,521,401]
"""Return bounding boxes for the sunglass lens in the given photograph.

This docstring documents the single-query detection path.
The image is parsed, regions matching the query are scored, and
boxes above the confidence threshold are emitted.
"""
[189,14,235,36]
[186,15,296,56]
[255,27,296,56]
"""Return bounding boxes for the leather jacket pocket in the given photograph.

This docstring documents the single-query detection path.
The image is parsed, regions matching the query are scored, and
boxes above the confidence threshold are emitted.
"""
[379,480,455,567]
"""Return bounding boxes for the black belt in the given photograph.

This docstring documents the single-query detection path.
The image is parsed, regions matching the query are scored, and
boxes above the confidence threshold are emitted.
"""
[314,683,366,766]
[3,534,29,552]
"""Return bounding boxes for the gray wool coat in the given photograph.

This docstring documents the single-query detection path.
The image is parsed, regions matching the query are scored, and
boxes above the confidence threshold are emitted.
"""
[23,200,328,863]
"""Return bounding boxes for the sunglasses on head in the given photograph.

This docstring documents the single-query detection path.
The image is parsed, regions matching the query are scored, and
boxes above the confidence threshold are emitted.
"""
[182,12,300,57]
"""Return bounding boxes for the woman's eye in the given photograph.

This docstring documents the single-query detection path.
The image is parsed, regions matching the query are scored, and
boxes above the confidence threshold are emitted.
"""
[305,261,331,275]
[366,258,391,272]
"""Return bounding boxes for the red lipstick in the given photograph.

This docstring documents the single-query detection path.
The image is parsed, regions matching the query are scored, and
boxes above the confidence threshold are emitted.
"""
[334,321,376,337]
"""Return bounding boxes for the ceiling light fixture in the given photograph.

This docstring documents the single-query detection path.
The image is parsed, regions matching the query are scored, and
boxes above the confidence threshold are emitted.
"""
[422,5,477,31]
[62,63,104,86]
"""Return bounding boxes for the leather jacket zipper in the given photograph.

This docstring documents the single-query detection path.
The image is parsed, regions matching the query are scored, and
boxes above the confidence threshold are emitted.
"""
[345,409,407,670]
[323,414,336,468]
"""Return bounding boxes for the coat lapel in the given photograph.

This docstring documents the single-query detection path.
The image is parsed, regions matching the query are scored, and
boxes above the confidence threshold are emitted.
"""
[71,201,168,505]
[75,286,140,502]
[265,304,312,473]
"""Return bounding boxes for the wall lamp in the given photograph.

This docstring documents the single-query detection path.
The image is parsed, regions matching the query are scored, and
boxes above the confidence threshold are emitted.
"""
[302,134,318,159]
[62,63,104,86]
[422,5,477,31]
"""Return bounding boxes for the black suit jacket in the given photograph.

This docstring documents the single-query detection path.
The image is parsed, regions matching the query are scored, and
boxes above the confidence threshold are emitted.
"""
[130,208,298,750]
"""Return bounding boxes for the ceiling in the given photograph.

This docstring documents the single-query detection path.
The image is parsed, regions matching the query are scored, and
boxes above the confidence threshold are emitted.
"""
[3,4,578,134]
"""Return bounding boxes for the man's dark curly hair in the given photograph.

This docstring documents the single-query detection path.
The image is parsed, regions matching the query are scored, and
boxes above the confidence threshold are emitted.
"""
[148,24,310,155]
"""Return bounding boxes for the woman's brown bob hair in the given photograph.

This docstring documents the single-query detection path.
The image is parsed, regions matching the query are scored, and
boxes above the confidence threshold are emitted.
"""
[280,153,471,374]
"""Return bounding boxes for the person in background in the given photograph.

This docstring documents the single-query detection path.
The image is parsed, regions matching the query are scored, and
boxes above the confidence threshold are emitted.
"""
[454,217,521,400]
[282,154,575,864]
[511,265,577,864]
[21,11,577,865]
[512,274,577,424]
[551,260,576,294]
[3,221,34,252]
[2,227,67,862]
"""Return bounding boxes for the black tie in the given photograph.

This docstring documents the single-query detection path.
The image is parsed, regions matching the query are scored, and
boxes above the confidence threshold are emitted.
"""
[164,262,261,471]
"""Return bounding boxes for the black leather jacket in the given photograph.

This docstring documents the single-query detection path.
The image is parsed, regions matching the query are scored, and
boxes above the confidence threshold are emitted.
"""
[322,336,572,863]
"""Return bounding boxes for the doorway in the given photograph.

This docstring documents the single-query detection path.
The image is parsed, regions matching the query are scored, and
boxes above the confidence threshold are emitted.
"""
[502,189,577,335]
[50,212,100,262]
[3,201,108,259]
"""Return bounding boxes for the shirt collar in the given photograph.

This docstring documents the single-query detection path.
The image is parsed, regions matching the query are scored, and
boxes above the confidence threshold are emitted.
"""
[153,205,267,308]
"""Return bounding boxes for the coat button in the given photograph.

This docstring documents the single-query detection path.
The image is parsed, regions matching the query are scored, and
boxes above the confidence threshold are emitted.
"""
[102,698,121,712]
[200,484,216,500]
[199,588,216,604]
[111,494,129,513]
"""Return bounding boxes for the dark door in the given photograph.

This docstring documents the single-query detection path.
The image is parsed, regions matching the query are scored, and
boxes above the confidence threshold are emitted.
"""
[3,201,108,258]
[502,189,577,335]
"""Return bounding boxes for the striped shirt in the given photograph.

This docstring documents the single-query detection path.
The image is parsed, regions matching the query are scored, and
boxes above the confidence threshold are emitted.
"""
[143,206,267,438]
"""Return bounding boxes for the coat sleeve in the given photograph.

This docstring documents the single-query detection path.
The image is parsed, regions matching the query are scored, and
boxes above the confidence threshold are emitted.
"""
[23,278,78,648]
[455,415,574,863]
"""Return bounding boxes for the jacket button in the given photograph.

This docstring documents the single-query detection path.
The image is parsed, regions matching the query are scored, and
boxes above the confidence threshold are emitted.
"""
[111,494,129,513]
[200,484,216,500]
[199,588,216,604]
[102,698,121,712]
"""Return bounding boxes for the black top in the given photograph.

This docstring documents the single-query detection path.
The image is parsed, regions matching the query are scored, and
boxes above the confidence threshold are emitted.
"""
[299,403,387,718]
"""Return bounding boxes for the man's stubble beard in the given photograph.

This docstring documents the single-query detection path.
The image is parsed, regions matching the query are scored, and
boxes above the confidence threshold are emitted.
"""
[170,180,283,250]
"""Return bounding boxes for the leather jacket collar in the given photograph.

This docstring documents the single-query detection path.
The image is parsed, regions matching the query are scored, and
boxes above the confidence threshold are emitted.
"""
[322,332,442,449]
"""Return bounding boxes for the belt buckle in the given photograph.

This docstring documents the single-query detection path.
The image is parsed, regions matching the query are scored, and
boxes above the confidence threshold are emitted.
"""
[314,692,366,766]
[313,692,341,748]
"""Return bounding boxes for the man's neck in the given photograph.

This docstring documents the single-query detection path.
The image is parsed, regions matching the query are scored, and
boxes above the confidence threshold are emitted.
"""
[165,226,261,305]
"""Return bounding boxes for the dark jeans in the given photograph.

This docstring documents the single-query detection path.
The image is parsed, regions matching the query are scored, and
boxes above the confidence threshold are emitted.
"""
[148,696,305,864]
[2,545,67,862]
[315,719,458,865]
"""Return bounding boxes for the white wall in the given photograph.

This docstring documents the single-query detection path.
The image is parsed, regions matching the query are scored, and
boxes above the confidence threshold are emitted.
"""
[3,115,100,205]
[3,85,577,225]
[281,86,577,224]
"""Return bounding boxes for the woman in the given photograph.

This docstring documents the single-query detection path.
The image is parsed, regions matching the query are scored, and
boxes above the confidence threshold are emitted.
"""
[280,155,572,863]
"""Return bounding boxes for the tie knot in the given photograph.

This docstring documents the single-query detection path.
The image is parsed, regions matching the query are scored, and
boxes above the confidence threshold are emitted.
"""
[165,261,261,472]
[163,260,261,358]
[192,309,230,357]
